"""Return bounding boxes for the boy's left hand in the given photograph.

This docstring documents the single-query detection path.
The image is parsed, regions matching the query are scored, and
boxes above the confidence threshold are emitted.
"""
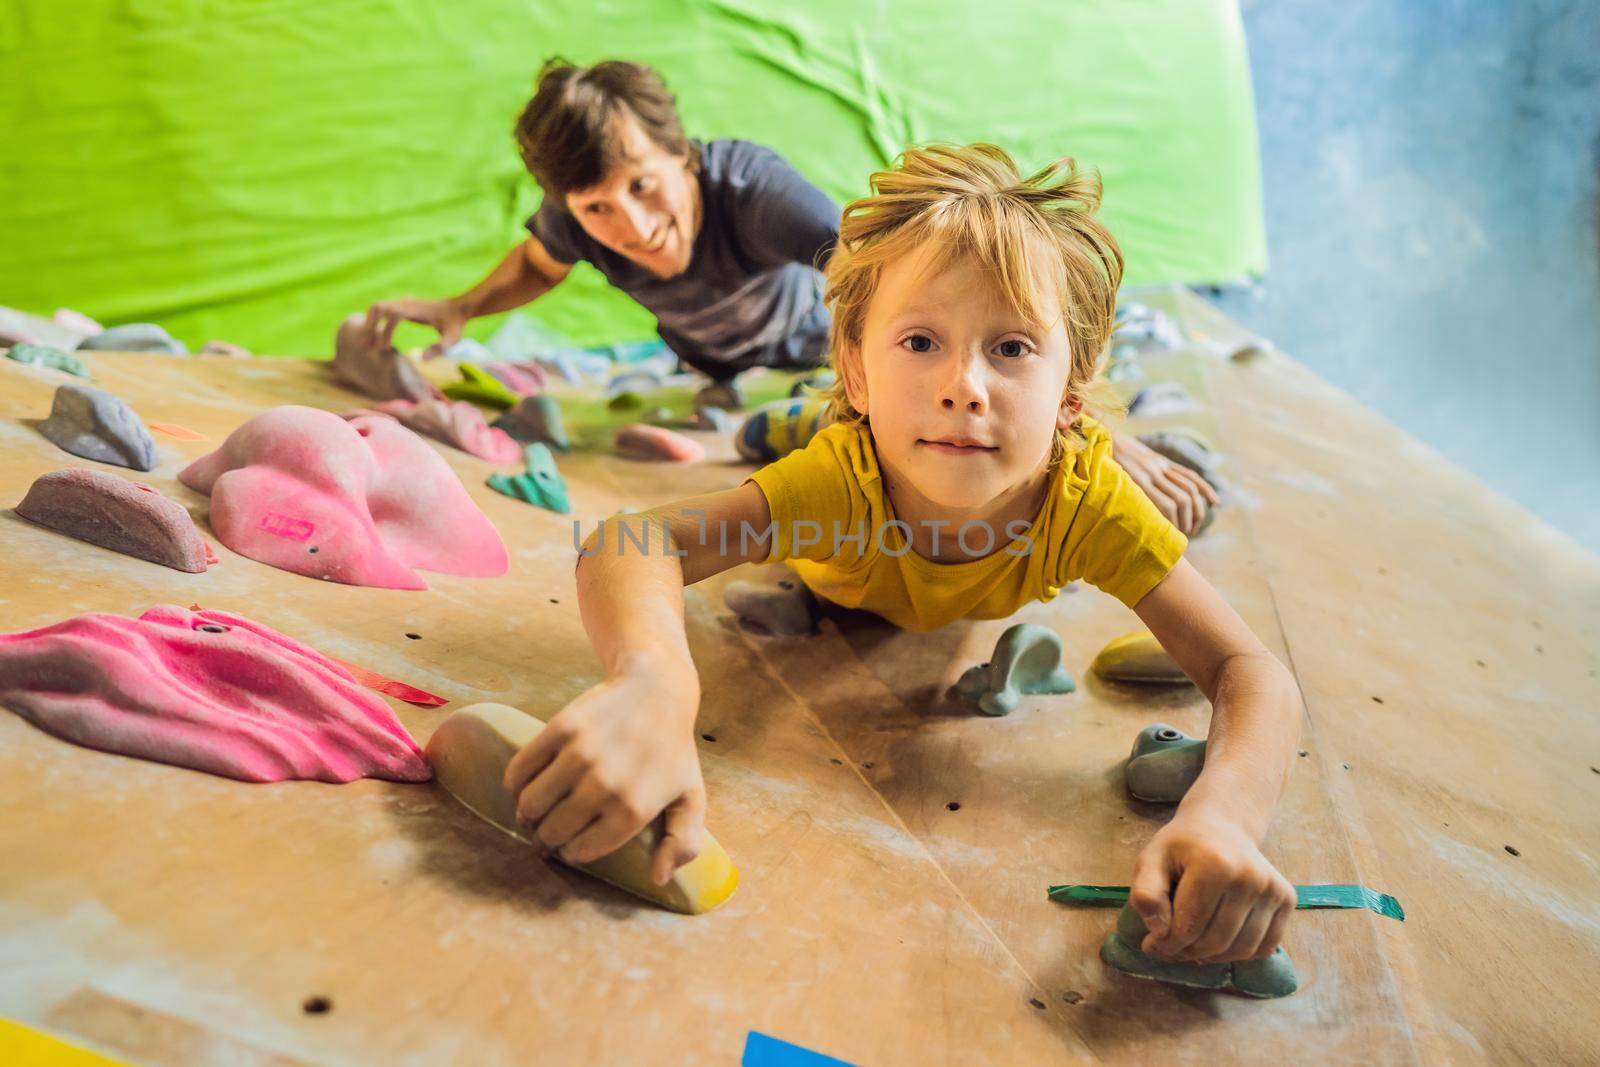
[1128,807,1297,964]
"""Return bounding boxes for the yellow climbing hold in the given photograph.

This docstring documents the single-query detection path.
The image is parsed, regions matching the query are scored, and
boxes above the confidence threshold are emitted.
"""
[1091,629,1191,684]
[425,702,739,914]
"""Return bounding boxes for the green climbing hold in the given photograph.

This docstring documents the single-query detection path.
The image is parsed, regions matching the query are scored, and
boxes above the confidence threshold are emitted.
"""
[953,623,1076,716]
[1125,723,1207,802]
[487,443,570,514]
[7,343,89,378]
[1100,904,1298,998]
[443,363,519,409]
[607,390,644,411]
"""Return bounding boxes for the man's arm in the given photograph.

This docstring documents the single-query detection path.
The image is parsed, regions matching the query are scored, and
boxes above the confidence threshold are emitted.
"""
[363,237,573,352]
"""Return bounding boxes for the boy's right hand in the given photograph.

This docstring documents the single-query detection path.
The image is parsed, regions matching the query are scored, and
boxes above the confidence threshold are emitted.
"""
[502,667,706,887]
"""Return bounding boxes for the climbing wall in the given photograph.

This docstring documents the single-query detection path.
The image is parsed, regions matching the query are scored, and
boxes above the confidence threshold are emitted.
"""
[2,289,1596,1064]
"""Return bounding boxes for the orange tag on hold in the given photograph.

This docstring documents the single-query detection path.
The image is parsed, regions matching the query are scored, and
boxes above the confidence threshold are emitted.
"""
[148,421,209,441]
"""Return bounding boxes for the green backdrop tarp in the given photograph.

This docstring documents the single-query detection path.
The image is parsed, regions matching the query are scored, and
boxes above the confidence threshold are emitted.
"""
[0,1,1263,356]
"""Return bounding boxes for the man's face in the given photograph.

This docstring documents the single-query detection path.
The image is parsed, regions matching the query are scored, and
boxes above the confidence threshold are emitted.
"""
[844,242,1078,511]
[564,114,699,279]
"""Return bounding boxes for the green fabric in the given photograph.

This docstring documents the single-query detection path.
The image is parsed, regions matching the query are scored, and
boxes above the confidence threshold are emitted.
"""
[0,1,1263,357]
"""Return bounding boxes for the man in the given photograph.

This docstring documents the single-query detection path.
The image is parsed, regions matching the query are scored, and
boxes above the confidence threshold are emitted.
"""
[363,58,1214,533]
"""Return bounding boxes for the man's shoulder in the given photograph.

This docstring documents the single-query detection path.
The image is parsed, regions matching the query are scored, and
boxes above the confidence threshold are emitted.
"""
[699,138,789,187]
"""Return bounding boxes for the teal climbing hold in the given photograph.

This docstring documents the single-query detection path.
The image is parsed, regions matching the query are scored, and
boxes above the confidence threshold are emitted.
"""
[1125,723,1207,802]
[487,443,570,514]
[953,623,1076,716]
[7,343,89,378]
[1100,904,1299,998]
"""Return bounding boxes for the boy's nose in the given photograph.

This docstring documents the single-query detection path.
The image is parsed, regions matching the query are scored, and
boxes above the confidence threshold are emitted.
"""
[937,354,988,414]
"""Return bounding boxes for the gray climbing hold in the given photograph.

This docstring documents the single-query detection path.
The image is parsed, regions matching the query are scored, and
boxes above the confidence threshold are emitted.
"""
[38,384,158,471]
[1101,904,1297,998]
[8,343,89,377]
[77,323,188,355]
[695,380,743,411]
[724,579,817,636]
[493,395,569,451]
[1125,724,1206,802]
[692,405,736,432]
[331,314,433,402]
[1138,430,1222,488]
[953,623,1076,717]
[1127,381,1196,417]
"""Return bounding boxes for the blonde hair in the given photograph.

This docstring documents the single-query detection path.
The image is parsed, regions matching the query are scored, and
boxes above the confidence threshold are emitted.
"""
[821,143,1125,459]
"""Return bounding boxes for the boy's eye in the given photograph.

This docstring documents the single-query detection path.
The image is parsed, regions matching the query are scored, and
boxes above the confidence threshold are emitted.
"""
[997,340,1027,358]
[906,334,933,353]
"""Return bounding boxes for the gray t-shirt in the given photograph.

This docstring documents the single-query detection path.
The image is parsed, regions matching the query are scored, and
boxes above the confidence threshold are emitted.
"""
[525,139,838,377]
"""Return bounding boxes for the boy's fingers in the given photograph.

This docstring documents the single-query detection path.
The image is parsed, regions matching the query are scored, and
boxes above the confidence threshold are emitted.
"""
[1129,850,1175,941]
[503,728,562,795]
[513,747,584,831]
[533,782,605,853]
[560,807,649,867]
[650,802,706,886]
[1217,898,1277,962]
[1251,899,1293,959]
[1156,872,1226,958]
[1186,887,1253,961]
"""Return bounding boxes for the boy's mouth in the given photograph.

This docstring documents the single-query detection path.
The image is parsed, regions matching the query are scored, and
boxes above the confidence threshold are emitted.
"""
[918,436,997,456]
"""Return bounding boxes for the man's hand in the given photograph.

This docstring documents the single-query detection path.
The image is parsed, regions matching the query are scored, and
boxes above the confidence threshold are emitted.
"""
[502,667,706,886]
[362,297,469,359]
[1113,433,1219,536]
[1128,807,1297,963]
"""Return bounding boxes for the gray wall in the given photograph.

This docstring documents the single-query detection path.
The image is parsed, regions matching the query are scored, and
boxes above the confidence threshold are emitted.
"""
[1213,0,1600,550]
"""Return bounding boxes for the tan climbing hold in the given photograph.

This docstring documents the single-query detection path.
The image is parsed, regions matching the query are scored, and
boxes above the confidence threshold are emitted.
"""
[424,702,739,914]
[1091,630,1191,684]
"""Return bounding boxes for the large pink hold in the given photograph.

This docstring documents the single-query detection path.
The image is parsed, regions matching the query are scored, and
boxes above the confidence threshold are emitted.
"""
[0,605,432,783]
[615,423,706,463]
[373,399,522,464]
[179,405,508,590]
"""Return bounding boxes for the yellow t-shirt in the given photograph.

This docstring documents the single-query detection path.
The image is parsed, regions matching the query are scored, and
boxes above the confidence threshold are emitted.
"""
[745,417,1186,631]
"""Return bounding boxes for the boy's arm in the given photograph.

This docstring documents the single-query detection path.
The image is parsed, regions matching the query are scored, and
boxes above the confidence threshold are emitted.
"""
[1128,558,1302,963]
[502,482,774,885]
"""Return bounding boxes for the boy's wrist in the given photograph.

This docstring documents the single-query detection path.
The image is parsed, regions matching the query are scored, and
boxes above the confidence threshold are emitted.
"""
[610,649,700,709]
[1177,769,1276,841]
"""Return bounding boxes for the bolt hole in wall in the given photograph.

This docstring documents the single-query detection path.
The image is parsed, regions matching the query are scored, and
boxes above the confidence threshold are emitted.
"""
[302,996,332,1015]
[1217,0,1600,550]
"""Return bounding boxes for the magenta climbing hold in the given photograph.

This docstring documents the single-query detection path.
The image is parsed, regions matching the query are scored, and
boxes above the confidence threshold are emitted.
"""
[369,398,522,464]
[16,469,211,573]
[615,423,706,463]
[0,604,432,784]
[331,314,435,403]
[179,405,507,590]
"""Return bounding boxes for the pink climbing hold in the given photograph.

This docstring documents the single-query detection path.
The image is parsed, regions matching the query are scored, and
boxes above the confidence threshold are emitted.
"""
[0,605,432,784]
[483,361,547,397]
[53,308,104,335]
[179,405,508,590]
[371,399,522,464]
[615,423,706,463]
[16,469,211,573]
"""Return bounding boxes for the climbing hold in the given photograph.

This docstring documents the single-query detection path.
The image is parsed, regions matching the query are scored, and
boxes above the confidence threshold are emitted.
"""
[1125,724,1206,802]
[735,397,830,463]
[953,623,1076,716]
[692,405,736,433]
[442,363,520,409]
[77,323,188,355]
[615,424,706,463]
[724,579,818,636]
[16,469,210,573]
[1127,381,1196,417]
[441,338,494,364]
[1113,303,1184,349]
[695,379,743,411]
[607,390,645,411]
[606,369,664,399]
[487,443,570,514]
[1101,904,1297,998]
[1091,630,1190,684]
[7,343,89,377]
[493,395,569,452]
[37,383,158,471]
[0,605,432,784]
[331,313,434,403]
[371,399,521,464]
[1138,430,1222,487]
[481,360,546,397]
[198,340,252,358]
[53,308,103,335]
[425,702,739,913]
[179,405,507,590]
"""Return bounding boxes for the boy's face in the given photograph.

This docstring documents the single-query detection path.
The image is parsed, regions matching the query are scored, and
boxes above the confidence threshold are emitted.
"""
[564,113,699,279]
[845,243,1079,511]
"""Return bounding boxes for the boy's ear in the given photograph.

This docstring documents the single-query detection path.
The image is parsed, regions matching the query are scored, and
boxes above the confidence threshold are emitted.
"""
[840,342,869,414]
[1056,392,1084,430]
